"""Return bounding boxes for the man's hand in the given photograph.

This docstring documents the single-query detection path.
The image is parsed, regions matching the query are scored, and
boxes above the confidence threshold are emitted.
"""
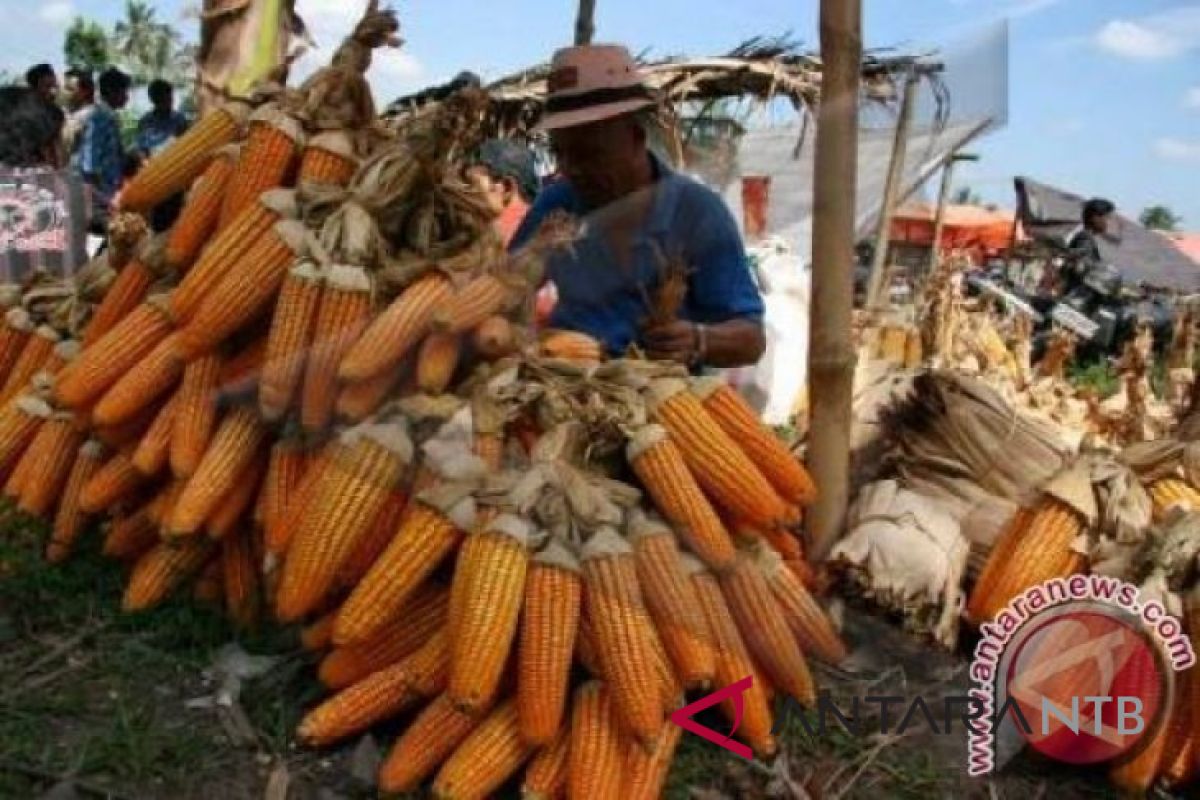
[642,320,697,365]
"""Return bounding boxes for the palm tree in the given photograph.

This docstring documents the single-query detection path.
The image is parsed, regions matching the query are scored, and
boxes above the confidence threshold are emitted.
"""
[111,0,177,84]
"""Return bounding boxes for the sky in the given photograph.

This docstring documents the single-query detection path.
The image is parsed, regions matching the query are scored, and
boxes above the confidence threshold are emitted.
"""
[1,0,1197,225]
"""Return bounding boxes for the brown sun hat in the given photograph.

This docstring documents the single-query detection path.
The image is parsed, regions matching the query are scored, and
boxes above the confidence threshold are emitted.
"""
[538,44,657,131]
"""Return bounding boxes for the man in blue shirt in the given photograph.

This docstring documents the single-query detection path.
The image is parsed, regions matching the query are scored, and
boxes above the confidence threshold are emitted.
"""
[136,80,189,158]
[77,68,131,216]
[511,45,765,369]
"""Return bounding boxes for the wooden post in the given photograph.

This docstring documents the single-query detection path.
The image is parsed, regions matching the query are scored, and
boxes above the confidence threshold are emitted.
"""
[807,0,862,562]
[863,68,919,311]
[927,153,978,274]
[575,0,596,45]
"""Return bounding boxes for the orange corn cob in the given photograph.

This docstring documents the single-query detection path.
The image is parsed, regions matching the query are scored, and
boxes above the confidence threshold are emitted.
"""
[165,145,239,272]
[17,415,84,517]
[966,496,1086,625]
[259,261,323,421]
[581,528,664,746]
[170,191,293,324]
[218,107,304,228]
[56,300,173,410]
[269,444,334,562]
[0,397,50,483]
[93,400,160,451]
[123,538,216,612]
[648,379,790,528]
[119,101,248,212]
[568,682,623,800]
[262,437,311,555]
[91,333,184,428]
[473,315,517,360]
[167,407,267,537]
[720,550,816,706]
[379,693,480,794]
[276,424,412,622]
[334,496,466,646]
[0,309,34,379]
[178,220,310,360]
[449,514,531,714]
[301,611,337,652]
[79,449,145,513]
[1161,661,1195,787]
[539,329,604,362]
[432,701,534,800]
[83,259,156,347]
[298,630,448,747]
[47,441,105,563]
[319,586,449,689]
[1148,478,1200,520]
[627,424,736,571]
[1,326,59,405]
[301,265,374,433]
[131,394,178,477]
[625,718,683,800]
[688,557,776,756]
[521,725,569,800]
[103,509,161,562]
[336,488,409,590]
[629,512,716,689]
[216,335,268,400]
[760,546,847,665]
[192,556,224,607]
[1109,662,1184,792]
[693,378,817,506]
[170,355,221,479]
[207,452,266,541]
[297,131,357,188]
[336,369,401,422]
[338,271,452,384]
[148,479,188,528]
[38,340,80,381]
[518,542,582,746]
[222,530,260,630]
[432,274,519,336]
[416,332,462,394]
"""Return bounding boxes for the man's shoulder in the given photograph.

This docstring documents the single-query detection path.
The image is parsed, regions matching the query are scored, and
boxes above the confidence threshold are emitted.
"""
[530,178,576,212]
[661,168,730,218]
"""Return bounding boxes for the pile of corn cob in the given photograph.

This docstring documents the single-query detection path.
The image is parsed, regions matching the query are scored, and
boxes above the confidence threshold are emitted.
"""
[0,5,853,797]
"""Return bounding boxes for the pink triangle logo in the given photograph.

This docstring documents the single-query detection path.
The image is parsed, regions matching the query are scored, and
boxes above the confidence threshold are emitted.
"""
[669,675,755,760]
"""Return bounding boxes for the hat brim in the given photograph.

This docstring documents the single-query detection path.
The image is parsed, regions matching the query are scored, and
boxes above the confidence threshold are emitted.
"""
[537,97,656,132]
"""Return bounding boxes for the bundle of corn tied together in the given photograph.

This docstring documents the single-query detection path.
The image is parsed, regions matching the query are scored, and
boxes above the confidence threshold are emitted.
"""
[0,4,846,796]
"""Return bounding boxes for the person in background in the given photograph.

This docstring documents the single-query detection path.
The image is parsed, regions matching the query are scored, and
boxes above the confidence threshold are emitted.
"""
[62,69,96,157]
[25,64,65,167]
[465,139,539,246]
[78,67,131,225]
[0,86,62,168]
[1061,197,1116,293]
[136,79,189,158]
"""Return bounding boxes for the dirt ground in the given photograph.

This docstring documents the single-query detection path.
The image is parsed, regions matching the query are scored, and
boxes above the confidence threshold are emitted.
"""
[0,512,1132,800]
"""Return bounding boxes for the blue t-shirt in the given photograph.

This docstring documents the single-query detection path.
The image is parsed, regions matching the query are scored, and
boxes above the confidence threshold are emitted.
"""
[76,102,124,205]
[510,156,764,356]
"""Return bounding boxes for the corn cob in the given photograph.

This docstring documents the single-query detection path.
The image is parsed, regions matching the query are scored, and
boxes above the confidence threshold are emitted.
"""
[319,586,449,689]
[1148,478,1200,520]
[416,332,462,394]
[170,355,221,479]
[14,413,81,517]
[79,448,145,513]
[56,299,173,411]
[131,394,178,477]
[37,340,80,382]
[297,130,357,189]
[336,369,401,422]
[218,106,304,228]
[966,496,1086,625]
[83,259,156,348]
[449,514,531,714]
[435,274,522,337]
[103,508,161,561]
[178,221,310,360]
[336,488,409,590]
[539,329,604,362]
[518,541,581,746]
[473,315,517,360]
[1161,660,1195,788]
[46,440,105,563]
[568,682,623,800]
[170,190,296,324]
[688,557,776,756]
[1109,661,1182,792]
[648,379,791,527]
[148,479,187,528]
[379,693,481,795]
[207,452,266,541]
[167,407,268,537]
[262,437,310,555]
[276,423,413,622]
[216,335,268,400]
[192,556,224,607]
[1,326,59,406]
[721,550,816,705]
[222,530,260,630]
[0,397,50,483]
[581,527,664,746]
[625,718,683,800]
[433,701,534,800]
[627,424,736,571]
[521,725,569,800]
[302,265,374,433]
[259,261,323,421]
[628,511,716,689]
[693,378,817,506]
[334,491,468,646]
[123,538,216,612]
[119,101,249,212]
[297,630,448,747]
[93,402,160,451]
[760,545,847,665]
[91,333,184,428]
[0,309,34,379]
[338,271,452,384]
[269,444,334,562]
[165,145,239,272]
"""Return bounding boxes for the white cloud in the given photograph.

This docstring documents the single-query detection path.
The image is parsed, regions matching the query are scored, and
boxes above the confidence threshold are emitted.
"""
[38,1,75,26]
[1094,7,1200,60]
[1155,137,1200,163]
[1186,87,1200,110]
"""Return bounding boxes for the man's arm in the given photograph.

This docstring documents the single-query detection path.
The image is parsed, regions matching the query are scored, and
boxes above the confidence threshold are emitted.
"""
[643,318,765,367]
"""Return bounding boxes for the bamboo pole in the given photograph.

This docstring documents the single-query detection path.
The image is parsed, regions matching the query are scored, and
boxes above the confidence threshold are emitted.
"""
[927,153,979,274]
[863,68,919,312]
[807,0,862,562]
[575,0,596,45]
